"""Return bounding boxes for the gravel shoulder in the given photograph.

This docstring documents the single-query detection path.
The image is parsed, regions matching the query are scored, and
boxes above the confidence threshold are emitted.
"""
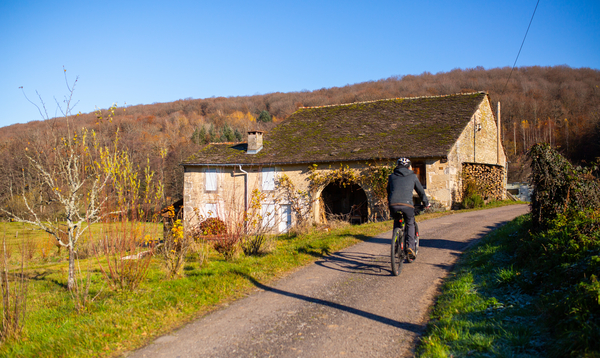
[126,205,529,358]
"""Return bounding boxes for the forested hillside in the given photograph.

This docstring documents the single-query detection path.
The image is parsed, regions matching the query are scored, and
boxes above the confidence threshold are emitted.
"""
[1,65,598,210]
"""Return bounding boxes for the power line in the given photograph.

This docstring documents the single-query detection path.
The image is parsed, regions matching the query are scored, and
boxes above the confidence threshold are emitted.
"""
[502,0,541,94]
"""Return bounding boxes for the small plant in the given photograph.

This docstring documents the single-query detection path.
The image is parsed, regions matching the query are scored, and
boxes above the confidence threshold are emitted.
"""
[18,238,36,261]
[38,236,55,261]
[212,235,240,261]
[1,232,28,342]
[158,218,194,277]
[462,179,484,209]
[241,235,271,256]
[97,222,156,290]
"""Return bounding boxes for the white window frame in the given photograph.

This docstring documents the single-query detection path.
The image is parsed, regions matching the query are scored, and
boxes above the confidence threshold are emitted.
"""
[262,203,277,230]
[204,203,218,218]
[279,204,292,233]
[205,168,218,192]
[261,167,276,191]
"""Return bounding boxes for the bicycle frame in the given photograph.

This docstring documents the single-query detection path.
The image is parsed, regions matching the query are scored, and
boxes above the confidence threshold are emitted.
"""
[390,207,422,276]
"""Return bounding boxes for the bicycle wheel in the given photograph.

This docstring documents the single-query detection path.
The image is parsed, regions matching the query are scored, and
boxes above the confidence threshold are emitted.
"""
[405,224,416,263]
[391,227,404,276]
[414,222,420,257]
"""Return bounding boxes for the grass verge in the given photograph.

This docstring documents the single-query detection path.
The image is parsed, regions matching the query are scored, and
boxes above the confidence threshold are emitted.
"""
[416,211,600,357]
[416,214,551,357]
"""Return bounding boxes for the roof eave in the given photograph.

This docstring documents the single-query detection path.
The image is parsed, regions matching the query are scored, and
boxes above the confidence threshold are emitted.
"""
[182,154,448,167]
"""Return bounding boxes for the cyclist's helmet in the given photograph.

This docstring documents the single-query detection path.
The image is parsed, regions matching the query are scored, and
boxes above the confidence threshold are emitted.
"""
[397,157,411,167]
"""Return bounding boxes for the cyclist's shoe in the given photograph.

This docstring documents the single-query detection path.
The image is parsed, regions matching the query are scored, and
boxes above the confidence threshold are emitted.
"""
[407,248,416,261]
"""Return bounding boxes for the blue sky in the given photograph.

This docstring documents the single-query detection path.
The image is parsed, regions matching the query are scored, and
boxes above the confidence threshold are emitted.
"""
[1,0,599,128]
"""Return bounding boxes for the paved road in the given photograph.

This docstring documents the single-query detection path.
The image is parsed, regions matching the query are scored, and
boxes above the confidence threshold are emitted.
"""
[127,205,529,358]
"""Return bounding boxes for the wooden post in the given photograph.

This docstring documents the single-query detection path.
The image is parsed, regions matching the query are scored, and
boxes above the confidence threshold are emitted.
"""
[497,102,501,164]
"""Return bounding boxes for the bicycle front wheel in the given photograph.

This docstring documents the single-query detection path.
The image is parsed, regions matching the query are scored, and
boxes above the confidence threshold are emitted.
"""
[415,222,420,257]
[391,227,404,276]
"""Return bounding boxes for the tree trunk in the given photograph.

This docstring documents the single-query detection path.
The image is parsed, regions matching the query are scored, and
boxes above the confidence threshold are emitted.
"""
[68,245,75,291]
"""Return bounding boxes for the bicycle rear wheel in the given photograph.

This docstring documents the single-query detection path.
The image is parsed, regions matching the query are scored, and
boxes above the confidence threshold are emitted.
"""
[391,227,404,276]
[404,221,420,263]
[414,222,420,257]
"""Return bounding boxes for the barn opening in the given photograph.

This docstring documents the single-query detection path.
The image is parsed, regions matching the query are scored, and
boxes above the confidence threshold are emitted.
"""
[321,181,369,224]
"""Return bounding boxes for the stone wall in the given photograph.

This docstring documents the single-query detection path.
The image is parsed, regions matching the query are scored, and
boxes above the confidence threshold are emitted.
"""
[183,161,395,230]
[447,96,507,205]
[424,158,453,208]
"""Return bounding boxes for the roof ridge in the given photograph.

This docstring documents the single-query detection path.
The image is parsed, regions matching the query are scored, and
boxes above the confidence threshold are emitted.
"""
[299,91,487,110]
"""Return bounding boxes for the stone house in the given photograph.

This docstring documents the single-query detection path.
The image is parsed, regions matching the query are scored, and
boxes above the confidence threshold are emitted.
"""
[182,92,506,233]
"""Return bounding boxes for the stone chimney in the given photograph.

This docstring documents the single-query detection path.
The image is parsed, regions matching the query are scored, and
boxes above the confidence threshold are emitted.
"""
[247,131,264,154]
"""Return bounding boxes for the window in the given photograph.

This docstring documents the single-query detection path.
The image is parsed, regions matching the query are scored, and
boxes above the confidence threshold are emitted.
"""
[412,163,426,188]
[279,205,292,233]
[206,169,218,191]
[261,168,275,191]
[262,203,276,230]
[205,203,217,218]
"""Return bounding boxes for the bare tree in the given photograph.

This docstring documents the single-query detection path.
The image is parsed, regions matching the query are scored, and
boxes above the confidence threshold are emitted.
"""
[1,70,113,291]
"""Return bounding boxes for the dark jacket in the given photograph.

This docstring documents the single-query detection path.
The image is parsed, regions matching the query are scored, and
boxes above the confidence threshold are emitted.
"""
[387,166,428,207]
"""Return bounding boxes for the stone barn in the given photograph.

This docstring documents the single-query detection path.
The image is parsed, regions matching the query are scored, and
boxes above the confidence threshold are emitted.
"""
[182,92,507,232]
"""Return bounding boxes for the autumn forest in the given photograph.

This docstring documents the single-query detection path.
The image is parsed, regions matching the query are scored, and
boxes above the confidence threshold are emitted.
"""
[1,65,599,217]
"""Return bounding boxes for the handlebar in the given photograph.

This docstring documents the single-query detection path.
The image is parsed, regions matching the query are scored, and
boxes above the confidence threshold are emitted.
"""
[414,203,430,214]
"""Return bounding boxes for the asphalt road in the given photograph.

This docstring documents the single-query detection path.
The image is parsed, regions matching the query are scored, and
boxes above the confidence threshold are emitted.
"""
[127,205,529,358]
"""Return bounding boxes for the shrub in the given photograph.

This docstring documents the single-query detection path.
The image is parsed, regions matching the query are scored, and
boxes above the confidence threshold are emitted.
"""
[241,234,276,256]
[461,179,484,209]
[528,143,600,229]
[502,145,600,356]
[199,218,227,236]
[212,235,240,261]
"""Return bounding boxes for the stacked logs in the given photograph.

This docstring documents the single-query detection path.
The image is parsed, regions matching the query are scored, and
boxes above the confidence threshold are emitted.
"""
[462,163,505,201]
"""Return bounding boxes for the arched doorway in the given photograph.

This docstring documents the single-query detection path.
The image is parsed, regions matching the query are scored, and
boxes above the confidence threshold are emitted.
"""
[321,181,369,224]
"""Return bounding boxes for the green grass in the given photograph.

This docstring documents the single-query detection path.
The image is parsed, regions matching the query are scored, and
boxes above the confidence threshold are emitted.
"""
[417,214,551,357]
[0,201,525,357]
[0,219,393,357]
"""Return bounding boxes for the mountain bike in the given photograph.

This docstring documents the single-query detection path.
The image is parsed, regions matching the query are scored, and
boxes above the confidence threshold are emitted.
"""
[390,205,425,276]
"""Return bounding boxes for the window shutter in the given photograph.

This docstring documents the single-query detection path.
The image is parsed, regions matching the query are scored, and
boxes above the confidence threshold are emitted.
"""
[206,169,218,191]
[261,168,275,191]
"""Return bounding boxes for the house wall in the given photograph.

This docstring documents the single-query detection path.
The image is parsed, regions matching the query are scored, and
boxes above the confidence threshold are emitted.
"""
[183,161,392,231]
[183,164,315,232]
[447,96,507,206]
[423,158,453,208]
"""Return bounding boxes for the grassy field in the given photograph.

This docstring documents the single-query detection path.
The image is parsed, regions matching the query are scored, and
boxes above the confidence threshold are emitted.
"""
[0,219,394,357]
[0,201,523,357]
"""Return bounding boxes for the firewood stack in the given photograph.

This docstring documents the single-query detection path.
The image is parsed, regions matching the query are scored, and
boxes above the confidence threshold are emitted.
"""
[462,163,505,201]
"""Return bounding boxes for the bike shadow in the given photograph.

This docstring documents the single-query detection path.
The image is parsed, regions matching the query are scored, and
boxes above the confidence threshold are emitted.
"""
[233,270,425,333]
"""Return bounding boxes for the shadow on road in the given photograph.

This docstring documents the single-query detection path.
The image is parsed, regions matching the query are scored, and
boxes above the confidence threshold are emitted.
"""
[234,271,425,334]
[368,236,391,246]
[313,251,390,276]
[420,221,510,250]
[312,220,514,277]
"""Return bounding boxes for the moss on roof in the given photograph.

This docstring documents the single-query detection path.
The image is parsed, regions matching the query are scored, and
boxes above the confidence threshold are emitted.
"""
[184,92,488,166]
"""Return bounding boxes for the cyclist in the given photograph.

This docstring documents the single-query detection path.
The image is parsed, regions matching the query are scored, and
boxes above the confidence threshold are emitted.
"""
[387,158,429,260]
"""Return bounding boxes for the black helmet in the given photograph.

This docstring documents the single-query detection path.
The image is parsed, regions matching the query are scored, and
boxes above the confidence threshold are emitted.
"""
[397,157,411,167]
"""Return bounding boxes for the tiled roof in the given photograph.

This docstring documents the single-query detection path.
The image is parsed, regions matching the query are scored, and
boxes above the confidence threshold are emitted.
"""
[184,92,488,166]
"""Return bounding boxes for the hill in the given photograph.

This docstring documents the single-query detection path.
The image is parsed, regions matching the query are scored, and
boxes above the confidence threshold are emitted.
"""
[1,65,599,207]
